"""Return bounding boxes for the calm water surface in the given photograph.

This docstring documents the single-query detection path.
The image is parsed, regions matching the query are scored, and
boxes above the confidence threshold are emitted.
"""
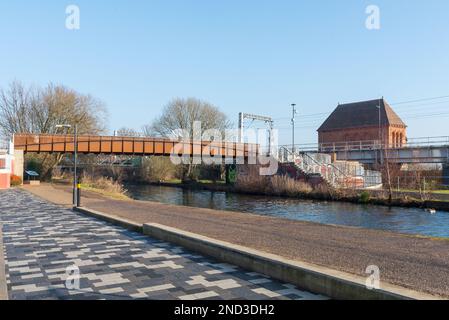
[125,185,449,238]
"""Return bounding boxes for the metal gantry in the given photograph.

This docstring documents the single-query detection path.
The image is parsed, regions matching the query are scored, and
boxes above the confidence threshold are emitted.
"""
[238,112,274,155]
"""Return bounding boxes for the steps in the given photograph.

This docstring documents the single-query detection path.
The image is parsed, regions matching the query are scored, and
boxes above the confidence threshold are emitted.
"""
[278,147,347,188]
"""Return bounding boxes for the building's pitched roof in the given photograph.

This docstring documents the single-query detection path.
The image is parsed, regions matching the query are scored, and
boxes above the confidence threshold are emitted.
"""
[317,99,406,132]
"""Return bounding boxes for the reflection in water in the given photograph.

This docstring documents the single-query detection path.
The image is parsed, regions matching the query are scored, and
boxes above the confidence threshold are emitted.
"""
[126,185,449,238]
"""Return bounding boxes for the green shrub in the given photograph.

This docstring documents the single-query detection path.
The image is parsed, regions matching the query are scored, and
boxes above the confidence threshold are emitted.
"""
[360,191,370,203]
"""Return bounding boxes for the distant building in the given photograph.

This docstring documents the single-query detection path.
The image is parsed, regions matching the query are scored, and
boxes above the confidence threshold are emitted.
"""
[0,140,14,189]
[317,99,407,148]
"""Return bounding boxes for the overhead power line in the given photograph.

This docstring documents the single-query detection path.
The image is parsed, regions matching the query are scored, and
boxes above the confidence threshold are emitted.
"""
[390,95,449,106]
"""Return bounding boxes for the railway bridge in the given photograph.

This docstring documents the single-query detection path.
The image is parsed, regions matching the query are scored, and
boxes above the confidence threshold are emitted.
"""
[289,136,449,165]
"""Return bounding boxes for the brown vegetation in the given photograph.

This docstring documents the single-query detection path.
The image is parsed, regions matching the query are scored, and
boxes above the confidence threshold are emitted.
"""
[10,175,22,187]
[140,156,177,183]
[80,174,128,199]
[235,175,314,197]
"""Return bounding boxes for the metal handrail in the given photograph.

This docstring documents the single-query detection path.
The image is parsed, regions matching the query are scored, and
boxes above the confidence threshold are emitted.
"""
[278,146,350,187]
[280,136,449,153]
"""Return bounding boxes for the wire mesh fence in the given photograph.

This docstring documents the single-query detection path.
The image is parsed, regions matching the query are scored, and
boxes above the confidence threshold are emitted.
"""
[0,139,9,151]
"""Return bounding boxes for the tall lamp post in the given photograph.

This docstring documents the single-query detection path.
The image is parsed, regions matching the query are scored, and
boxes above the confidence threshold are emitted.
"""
[291,104,297,153]
[55,124,79,207]
[376,104,381,148]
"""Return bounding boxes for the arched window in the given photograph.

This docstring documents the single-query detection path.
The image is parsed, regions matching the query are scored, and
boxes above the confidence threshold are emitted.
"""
[395,132,399,148]
[391,132,396,148]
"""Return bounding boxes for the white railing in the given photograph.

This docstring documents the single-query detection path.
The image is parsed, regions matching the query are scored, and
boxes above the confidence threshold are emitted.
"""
[278,146,349,188]
[280,136,449,153]
[278,147,383,189]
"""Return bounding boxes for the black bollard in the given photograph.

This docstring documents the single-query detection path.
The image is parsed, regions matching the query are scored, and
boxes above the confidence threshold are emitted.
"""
[76,183,81,207]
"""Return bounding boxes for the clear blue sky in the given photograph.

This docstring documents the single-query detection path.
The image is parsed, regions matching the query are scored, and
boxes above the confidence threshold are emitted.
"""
[1,0,449,145]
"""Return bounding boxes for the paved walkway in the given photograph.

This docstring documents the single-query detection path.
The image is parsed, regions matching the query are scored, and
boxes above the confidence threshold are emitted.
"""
[0,189,326,300]
[23,184,449,298]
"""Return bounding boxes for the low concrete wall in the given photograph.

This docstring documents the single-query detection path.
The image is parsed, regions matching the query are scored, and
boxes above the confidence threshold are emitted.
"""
[73,206,440,300]
[143,223,438,300]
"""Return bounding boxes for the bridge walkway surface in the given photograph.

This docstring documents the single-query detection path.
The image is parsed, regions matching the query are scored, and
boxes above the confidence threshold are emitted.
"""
[13,134,258,158]
[19,184,449,299]
[0,188,326,300]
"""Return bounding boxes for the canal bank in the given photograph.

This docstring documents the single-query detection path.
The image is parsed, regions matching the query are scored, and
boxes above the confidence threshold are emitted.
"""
[136,181,449,213]
[125,184,449,238]
[23,183,449,298]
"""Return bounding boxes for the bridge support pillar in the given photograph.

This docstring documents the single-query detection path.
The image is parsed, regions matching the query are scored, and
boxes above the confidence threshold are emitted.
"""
[225,164,236,185]
[443,163,449,187]
[13,149,24,180]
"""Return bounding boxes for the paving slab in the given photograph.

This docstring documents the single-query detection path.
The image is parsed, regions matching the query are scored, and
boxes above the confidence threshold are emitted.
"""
[0,189,326,300]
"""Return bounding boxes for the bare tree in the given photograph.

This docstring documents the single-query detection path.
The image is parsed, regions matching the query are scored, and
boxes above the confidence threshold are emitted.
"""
[38,83,107,135]
[115,127,141,137]
[147,97,231,180]
[0,81,108,179]
[141,124,153,137]
[0,82,107,136]
[150,97,230,139]
[0,81,37,136]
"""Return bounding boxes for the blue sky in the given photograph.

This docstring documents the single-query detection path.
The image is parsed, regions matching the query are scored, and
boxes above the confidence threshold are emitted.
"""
[1,0,449,145]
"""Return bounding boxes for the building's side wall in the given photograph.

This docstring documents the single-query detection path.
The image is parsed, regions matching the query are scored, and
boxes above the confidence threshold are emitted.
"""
[387,126,407,148]
[319,126,407,147]
[13,150,24,180]
[0,154,12,189]
[0,171,10,189]
[0,142,17,189]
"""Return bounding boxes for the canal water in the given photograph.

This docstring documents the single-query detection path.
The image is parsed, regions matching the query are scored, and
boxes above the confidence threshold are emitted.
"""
[125,184,449,238]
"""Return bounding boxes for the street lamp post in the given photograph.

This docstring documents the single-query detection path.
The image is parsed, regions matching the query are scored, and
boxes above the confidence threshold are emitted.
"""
[291,104,297,154]
[376,102,382,165]
[56,124,79,207]
[377,106,381,146]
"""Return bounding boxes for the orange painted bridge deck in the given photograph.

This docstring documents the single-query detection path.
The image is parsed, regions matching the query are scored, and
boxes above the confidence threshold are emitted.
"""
[13,134,259,158]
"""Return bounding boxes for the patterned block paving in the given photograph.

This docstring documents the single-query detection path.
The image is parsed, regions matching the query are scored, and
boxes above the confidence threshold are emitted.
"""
[0,189,328,300]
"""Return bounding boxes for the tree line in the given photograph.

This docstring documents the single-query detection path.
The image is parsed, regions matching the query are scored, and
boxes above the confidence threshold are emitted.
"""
[0,81,230,181]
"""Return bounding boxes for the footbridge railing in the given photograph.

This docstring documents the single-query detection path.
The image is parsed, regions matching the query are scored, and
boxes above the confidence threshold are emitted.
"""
[278,147,349,188]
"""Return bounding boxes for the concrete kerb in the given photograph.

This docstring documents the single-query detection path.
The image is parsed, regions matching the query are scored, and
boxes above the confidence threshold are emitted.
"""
[73,206,442,300]
[74,207,143,233]
[0,223,8,300]
[142,223,440,300]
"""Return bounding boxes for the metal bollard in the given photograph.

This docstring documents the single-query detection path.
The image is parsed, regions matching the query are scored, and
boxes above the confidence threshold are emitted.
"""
[76,183,81,207]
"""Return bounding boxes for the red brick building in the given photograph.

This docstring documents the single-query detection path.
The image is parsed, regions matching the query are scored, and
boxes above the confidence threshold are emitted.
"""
[318,99,407,148]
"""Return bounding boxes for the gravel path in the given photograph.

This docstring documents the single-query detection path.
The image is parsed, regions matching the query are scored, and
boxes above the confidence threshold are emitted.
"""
[24,184,449,298]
